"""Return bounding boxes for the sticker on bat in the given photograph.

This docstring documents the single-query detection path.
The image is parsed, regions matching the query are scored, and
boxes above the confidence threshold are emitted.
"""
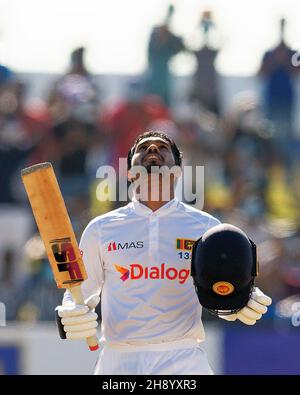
[50,238,84,283]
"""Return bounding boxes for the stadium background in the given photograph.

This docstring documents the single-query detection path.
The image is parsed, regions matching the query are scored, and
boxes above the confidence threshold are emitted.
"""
[0,0,300,375]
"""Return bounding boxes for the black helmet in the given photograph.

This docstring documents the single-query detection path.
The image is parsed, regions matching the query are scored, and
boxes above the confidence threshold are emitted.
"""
[191,223,259,315]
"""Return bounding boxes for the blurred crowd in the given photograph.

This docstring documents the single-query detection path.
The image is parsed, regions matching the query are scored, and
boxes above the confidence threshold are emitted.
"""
[0,9,300,325]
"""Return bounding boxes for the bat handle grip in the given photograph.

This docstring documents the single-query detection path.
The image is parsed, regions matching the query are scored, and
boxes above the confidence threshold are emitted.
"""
[69,285,100,352]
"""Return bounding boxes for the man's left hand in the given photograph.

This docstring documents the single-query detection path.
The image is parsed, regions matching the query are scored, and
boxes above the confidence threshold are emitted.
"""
[220,287,272,325]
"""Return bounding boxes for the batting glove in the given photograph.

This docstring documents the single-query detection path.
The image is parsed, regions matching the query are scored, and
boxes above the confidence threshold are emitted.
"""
[219,287,272,325]
[55,294,100,340]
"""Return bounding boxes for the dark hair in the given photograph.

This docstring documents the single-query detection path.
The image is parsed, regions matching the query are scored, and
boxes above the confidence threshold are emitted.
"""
[127,131,183,170]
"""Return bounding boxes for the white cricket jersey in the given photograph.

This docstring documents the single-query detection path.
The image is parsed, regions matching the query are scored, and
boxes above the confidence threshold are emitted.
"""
[64,198,220,345]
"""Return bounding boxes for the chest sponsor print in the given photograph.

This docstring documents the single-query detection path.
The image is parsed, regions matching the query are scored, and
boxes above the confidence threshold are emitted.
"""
[107,241,144,252]
[114,263,190,284]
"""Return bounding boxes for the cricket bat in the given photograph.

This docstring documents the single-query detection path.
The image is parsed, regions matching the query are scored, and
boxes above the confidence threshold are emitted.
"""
[21,162,99,351]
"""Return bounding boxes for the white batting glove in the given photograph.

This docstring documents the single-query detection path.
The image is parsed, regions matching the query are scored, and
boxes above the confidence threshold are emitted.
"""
[219,287,272,325]
[56,295,100,340]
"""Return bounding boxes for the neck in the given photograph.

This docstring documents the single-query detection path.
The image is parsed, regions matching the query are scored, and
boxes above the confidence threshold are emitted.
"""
[140,195,174,211]
[138,174,175,212]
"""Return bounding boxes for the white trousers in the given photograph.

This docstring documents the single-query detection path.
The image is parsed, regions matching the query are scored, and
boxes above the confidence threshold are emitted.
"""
[94,339,213,375]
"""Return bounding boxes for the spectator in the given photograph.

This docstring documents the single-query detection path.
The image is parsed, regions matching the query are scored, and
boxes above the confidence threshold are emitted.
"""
[259,18,300,161]
[146,5,185,105]
[0,81,51,203]
[48,47,99,126]
[0,63,14,88]
[47,47,101,207]
[190,11,220,115]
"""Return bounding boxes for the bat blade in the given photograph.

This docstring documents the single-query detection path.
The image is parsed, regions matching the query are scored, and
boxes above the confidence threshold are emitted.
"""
[21,162,99,351]
[21,162,86,288]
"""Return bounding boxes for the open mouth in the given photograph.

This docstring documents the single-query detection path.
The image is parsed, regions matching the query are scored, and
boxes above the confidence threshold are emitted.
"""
[144,154,162,162]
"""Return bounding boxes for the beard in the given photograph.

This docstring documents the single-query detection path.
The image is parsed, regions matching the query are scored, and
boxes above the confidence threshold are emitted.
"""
[144,161,162,174]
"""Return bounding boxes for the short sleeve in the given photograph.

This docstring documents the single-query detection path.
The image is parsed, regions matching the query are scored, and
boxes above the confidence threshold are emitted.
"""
[207,215,221,230]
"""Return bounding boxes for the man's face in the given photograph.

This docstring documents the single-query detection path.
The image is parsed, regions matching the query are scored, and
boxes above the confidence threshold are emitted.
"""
[130,137,176,172]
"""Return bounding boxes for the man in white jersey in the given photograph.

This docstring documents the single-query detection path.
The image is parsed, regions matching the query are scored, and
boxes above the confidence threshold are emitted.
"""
[55,131,272,374]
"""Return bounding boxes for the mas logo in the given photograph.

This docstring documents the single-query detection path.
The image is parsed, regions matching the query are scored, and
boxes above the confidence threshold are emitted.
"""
[176,239,195,251]
[114,263,190,284]
[107,241,144,252]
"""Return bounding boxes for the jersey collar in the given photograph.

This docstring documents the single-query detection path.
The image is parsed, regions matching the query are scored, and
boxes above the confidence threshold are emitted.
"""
[131,198,179,217]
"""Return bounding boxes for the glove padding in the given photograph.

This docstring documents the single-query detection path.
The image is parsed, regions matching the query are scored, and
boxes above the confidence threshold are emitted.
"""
[219,287,272,325]
[56,294,100,340]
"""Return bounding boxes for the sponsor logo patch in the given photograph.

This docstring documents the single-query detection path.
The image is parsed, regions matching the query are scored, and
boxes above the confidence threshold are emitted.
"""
[107,241,144,252]
[176,238,195,251]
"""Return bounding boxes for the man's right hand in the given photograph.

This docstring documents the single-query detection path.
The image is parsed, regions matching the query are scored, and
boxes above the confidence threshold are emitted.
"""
[55,295,99,340]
